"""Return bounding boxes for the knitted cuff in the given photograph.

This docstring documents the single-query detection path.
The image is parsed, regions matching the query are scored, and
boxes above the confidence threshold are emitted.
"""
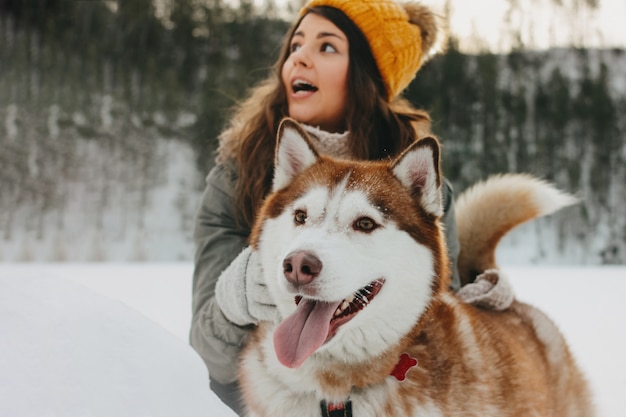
[457,269,514,311]
[215,247,257,326]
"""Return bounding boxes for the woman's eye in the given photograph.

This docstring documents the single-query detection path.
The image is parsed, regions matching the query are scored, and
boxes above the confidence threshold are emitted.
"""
[321,43,337,53]
[294,210,307,225]
[354,217,378,232]
[290,43,301,53]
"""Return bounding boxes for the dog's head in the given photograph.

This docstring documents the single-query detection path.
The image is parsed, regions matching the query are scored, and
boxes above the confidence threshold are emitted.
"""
[250,118,449,369]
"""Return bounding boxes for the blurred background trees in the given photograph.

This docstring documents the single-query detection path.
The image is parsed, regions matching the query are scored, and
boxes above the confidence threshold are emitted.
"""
[0,0,624,263]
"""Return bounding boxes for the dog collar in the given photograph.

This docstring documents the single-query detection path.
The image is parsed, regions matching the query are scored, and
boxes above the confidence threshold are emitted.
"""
[319,353,418,416]
[321,399,352,417]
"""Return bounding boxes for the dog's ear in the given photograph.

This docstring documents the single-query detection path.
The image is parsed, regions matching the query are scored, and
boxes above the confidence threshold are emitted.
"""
[391,137,443,217]
[273,118,320,192]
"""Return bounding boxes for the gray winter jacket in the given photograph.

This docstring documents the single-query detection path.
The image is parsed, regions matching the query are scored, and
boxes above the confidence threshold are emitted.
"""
[189,156,460,415]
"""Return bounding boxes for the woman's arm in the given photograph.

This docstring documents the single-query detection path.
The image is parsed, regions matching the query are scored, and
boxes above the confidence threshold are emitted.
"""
[189,163,249,413]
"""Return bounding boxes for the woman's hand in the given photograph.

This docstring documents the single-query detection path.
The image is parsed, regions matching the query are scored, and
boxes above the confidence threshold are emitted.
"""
[216,247,280,326]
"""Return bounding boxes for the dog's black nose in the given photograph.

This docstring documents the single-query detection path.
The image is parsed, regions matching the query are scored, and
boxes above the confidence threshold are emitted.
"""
[282,251,322,285]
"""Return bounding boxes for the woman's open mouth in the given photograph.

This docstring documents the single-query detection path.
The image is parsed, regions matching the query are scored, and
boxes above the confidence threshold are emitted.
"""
[292,79,318,95]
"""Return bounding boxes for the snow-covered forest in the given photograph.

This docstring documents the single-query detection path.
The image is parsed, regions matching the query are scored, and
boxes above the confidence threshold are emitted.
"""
[1,0,625,263]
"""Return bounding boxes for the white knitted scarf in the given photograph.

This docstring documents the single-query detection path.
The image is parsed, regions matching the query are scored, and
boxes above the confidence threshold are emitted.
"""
[301,124,353,160]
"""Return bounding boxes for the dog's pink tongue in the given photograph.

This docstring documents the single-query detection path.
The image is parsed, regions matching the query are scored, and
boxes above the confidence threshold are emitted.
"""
[273,299,340,369]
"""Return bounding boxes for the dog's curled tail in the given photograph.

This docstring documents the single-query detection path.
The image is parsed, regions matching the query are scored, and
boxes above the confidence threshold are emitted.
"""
[455,173,577,286]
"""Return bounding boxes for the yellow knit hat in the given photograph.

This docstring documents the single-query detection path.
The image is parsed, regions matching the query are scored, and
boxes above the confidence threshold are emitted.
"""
[300,0,441,99]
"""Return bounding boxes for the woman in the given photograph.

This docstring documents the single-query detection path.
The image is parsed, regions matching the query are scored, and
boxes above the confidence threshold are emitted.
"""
[190,1,508,414]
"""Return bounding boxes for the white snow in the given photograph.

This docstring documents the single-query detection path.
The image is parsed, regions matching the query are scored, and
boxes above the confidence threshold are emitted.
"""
[0,263,624,416]
[0,264,236,417]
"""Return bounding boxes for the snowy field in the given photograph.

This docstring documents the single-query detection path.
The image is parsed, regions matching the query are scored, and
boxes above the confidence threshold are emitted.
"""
[1,263,624,417]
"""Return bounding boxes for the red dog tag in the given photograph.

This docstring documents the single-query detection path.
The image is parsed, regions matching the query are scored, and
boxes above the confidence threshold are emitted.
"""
[390,353,418,381]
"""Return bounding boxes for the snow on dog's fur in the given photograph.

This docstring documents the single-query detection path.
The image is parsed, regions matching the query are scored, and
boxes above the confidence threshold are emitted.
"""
[239,118,594,417]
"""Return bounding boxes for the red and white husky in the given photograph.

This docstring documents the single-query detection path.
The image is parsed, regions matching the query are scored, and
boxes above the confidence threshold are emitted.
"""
[240,118,594,417]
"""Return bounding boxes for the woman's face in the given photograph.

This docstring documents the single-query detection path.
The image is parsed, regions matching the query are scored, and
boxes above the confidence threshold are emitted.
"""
[281,13,350,133]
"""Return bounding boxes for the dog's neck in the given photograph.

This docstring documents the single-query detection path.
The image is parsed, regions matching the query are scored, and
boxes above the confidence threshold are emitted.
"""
[309,299,446,398]
[319,353,418,416]
[314,345,405,394]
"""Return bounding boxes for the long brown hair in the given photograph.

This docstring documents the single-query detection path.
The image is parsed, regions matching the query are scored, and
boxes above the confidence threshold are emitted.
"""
[217,6,432,228]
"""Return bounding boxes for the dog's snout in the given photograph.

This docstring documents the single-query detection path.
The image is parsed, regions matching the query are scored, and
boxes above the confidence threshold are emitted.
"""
[282,251,322,285]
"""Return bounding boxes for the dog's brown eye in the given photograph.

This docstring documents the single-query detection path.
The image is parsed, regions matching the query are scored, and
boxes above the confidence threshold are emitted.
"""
[354,217,377,232]
[294,210,307,225]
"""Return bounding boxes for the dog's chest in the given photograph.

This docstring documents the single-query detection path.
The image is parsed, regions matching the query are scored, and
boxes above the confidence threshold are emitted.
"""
[244,377,441,417]
[242,331,436,417]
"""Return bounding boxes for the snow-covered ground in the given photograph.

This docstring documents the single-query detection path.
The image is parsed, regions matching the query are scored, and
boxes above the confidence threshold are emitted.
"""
[1,263,624,416]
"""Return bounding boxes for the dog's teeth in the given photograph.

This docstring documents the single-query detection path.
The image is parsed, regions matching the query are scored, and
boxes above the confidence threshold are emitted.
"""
[332,285,381,319]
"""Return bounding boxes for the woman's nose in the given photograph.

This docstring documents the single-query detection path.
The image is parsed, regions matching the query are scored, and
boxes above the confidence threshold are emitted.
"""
[291,47,312,67]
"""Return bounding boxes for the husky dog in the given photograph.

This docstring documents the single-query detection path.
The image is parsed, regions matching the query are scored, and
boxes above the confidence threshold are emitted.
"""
[239,118,594,417]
